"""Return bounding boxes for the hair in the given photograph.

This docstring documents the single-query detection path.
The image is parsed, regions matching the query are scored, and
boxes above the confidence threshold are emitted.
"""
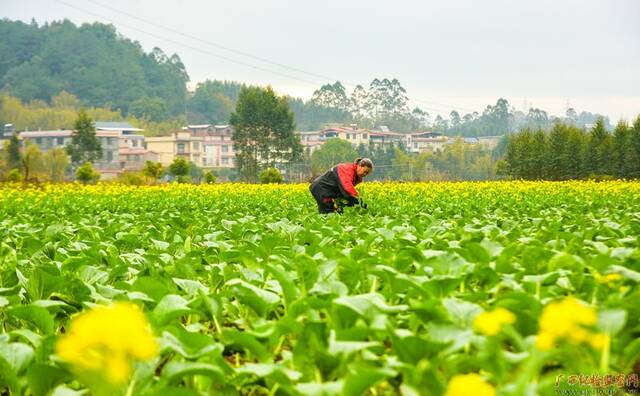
[355,158,374,169]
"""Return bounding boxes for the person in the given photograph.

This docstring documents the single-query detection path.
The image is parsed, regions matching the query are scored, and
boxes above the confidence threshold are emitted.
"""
[309,158,373,214]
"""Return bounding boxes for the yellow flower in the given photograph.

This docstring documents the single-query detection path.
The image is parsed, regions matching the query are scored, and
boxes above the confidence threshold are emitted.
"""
[536,297,600,350]
[445,374,496,396]
[594,272,623,285]
[473,308,516,336]
[57,302,158,385]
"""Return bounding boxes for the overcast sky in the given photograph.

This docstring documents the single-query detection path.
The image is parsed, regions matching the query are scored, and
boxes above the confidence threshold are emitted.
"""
[2,0,639,120]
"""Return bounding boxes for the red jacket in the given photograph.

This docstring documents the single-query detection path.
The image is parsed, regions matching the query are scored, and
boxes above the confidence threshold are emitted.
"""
[309,162,362,203]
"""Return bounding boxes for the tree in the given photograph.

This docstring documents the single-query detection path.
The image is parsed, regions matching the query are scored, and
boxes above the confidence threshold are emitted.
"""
[66,109,102,165]
[204,171,217,184]
[7,132,21,170]
[350,85,369,119]
[629,116,640,178]
[21,142,45,182]
[311,82,349,111]
[230,86,302,182]
[547,122,585,180]
[129,97,168,122]
[189,162,203,184]
[168,157,190,178]
[142,161,163,183]
[0,20,188,117]
[585,118,613,176]
[44,147,70,182]
[310,138,357,175]
[259,167,283,184]
[392,148,431,181]
[611,121,630,178]
[76,162,99,184]
[526,108,549,128]
[187,81,236,124]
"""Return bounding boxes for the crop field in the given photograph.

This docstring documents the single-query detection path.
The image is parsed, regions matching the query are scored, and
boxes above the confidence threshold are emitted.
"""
[1,181,639,396]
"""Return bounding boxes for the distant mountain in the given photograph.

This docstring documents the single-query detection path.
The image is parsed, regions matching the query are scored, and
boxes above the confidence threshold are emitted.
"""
[0,19,189,121]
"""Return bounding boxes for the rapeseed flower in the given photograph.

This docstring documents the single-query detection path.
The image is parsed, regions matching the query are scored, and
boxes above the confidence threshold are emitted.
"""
[57,302,158,385]
[473,308,516,336]
[444,373,496,396]
[535,297,602,350]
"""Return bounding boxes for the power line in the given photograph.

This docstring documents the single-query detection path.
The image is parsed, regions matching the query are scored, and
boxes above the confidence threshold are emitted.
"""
[55,0,323,87]
[86,0,339,84]
[62,0,478,114]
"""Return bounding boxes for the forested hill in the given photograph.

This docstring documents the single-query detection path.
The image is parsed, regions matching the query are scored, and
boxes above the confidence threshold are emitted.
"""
[0,19,189,120]
[0,19,616,135]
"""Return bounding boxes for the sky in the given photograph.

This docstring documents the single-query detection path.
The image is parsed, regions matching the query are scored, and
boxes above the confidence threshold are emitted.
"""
[2,0,639,121]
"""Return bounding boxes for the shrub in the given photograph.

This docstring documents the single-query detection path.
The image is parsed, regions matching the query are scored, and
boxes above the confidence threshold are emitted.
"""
[118,171,146,185]
[204,171,217,184]
[76,162,100,184]
[6,168,22,182]
[259,167,283,184]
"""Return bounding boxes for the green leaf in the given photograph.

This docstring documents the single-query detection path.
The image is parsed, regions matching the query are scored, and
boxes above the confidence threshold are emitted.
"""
[597,309,627,335]
[161,361,225,383]
[159,326,223,359]
[295,381,343,396]
[0,342,34,374]
[225,279,280,316]
[221,328,271,362]
[343,363,395,396]
[152,294,196,326]
[7,304,55,335]
[0,354,20,395]
[27,364,71,396]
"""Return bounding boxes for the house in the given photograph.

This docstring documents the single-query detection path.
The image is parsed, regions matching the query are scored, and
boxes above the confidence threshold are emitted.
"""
[296,131,323,156]
[368,130,406,149]
[407,131,447,153]
[95,121,157,171]
[19,129,122,179]
[319,125,370,147]
[145,131,204,167]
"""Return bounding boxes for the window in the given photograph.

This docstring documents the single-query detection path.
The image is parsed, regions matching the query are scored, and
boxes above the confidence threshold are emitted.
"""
[222,145,228,153]
[57,137,64,145]
[132,140,139,147]
[106,151,113,161]
[363,134,368,139]
[193,142,199,150]
[177,143,185,153]
[222,158,229,165]
[414,142,418,149]
[134,154,141,162]
[35,137,43,145]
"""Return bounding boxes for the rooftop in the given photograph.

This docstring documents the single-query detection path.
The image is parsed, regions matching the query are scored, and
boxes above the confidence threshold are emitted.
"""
[95,121,143,132]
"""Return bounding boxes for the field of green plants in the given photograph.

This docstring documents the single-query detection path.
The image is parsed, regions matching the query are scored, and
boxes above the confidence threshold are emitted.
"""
[1,181,639,396]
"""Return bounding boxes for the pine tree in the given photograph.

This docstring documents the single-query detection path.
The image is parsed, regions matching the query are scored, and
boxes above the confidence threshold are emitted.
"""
[66,109,102,165]
[585,118,613,176]
[612,121,630,178]
[8,132,21,170]
[629,116,640,178]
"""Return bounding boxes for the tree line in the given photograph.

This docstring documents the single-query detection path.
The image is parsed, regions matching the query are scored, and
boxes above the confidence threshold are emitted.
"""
[501,117,640,180]
[307,137,498,182]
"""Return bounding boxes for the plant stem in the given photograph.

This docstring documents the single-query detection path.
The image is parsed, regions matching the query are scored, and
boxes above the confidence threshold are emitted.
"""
[600,333,611,372]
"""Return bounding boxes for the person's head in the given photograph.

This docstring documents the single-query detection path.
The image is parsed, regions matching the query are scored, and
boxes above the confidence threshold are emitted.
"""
[354,158,373,178]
